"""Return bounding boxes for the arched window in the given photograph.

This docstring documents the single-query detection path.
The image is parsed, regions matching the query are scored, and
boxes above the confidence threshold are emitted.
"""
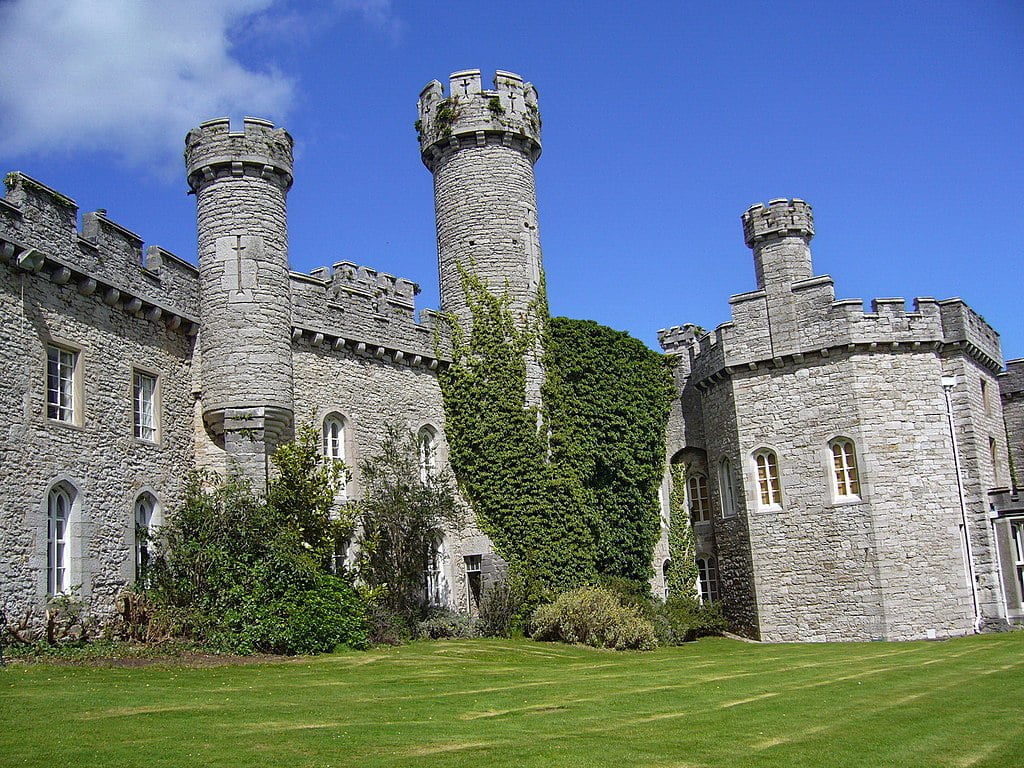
[134,494,157,582]
[754,449,782,508]
[418,426,437,486]
[687,474,710,522]
[662,559,671,599]
[696,556,720,604]
[718,457,737,518]
[830,438,861,499]
[47,486,72,595]
[323,414,346,462]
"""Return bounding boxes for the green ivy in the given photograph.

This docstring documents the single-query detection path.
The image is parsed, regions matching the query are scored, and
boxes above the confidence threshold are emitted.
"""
[545,317,673,584]
[439,268,673,598]
[666,463,699,600]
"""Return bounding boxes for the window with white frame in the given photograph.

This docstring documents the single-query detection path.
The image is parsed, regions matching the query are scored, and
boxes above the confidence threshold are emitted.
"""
[830,438,861,499]
[134,494,156,581]
[1012,522,1024,604]
[425,538,446,606]
[418,427,437,486]
[687,473,711,523]
[322,414,348,500]
[133,371,157,442]
[696,556,720,603]
[754,449,782,508]
[465,554,482,610]
[47,485,72,595]
[46,344,78,423]
[718,457,737,518]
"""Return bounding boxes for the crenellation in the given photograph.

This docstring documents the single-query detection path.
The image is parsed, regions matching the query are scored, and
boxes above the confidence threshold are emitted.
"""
[417,69,542,170]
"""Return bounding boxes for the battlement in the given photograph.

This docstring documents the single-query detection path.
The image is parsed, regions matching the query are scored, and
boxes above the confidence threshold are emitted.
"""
[742,199,814,248]
[289,262,446,366]
[937,299,1003,369]
[0,171,199,328]
[417,69,541,169]
[657,324,705,356]
[184,117,294,193]
[309,261,420,307]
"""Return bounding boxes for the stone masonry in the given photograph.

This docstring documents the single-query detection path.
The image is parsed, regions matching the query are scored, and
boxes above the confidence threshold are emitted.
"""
[1,71,1021,640]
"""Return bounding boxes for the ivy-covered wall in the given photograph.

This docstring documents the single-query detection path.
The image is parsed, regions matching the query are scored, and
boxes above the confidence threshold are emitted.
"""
[439,271,673,597]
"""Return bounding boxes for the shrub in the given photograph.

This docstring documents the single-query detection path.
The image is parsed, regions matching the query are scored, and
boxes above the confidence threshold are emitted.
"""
[143,428,367,655]
[416,609,479,640]
[365,604,412,646]
[477,572,527,637]
[654,596,728,645]
[530,586,657,651]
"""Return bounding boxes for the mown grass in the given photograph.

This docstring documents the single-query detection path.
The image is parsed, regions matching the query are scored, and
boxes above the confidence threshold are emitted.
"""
[2,632,1023,767]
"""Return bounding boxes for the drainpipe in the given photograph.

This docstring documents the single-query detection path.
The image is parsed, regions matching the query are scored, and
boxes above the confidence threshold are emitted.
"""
[942,375,982,632]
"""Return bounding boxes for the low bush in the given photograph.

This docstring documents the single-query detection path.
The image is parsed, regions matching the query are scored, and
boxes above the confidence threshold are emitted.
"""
[654,596,727,645]
[415,609,479,640]
[530,586,657,651]
[477,573,527,637]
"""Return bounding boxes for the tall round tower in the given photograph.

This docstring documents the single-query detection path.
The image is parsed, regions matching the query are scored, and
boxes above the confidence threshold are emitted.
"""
[418,69,546,405]
[184,117,295,485]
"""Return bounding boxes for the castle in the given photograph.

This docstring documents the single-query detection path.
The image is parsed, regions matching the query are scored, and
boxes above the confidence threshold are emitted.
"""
[2,69,1022,642]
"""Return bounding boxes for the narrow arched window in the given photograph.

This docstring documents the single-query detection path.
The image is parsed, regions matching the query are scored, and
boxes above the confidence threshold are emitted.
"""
[830,439,861,499]
[323,415,346,462]
[662,559,671,599]
[47,486,72,595]
[687,474,710,522]
[418,426,437,486]
[134,494,156,582]
[754,449,782,508]
[718,457,737,518]
[697,556,720,603]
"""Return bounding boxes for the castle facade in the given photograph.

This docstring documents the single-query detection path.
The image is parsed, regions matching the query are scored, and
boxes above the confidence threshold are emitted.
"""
[2,69,1022,642]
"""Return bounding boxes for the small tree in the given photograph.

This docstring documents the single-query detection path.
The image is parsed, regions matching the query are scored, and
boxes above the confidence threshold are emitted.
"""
[355,424,461,627]
[142,428,367,654]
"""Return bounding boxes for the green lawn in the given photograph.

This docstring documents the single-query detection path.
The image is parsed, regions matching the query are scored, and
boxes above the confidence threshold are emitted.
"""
[2,633,1023,767]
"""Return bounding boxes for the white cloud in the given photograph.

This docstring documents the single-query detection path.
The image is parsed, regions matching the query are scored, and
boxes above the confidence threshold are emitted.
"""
[0,0,296,169]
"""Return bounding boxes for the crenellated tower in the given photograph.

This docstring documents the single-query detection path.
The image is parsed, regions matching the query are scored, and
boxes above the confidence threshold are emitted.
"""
[742,198,815,291]
[185,117,295,485]
[418,69,546,405]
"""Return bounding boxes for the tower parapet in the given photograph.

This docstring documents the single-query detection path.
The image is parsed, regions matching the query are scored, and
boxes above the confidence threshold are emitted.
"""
[185,117,295,485]
[417,69,541,172]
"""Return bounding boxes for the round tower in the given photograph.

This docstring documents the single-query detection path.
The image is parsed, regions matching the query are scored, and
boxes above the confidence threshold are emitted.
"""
[418,69,546,404]
[184,117,295,484]
[741,198,815,291]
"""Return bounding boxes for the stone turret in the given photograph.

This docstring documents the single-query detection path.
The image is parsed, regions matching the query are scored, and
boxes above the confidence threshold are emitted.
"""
[185,117,295,485]
[742,198,815,291]
[418,69,546,406]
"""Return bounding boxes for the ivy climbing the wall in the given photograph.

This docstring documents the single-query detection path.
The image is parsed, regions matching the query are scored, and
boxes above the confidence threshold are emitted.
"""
[438,269,673,599]
[545,317,674,584]
[665,463,699,600]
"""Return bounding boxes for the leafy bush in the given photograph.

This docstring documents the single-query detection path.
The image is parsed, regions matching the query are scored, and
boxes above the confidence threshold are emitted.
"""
[143,427,367,655]
[364,604,412,646]
[654,596,727,645]
[530,587,657,651]
[415,609,479,640]
[477,572,527,637]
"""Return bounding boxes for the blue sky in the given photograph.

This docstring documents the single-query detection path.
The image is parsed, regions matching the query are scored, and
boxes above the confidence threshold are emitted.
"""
[1,0,1021,358]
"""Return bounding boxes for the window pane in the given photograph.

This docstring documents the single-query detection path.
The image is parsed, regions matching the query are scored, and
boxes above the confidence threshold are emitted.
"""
[47,346,76,422]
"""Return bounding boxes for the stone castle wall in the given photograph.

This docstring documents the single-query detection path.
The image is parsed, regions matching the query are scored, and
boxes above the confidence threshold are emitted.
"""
[0,175,196,628]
